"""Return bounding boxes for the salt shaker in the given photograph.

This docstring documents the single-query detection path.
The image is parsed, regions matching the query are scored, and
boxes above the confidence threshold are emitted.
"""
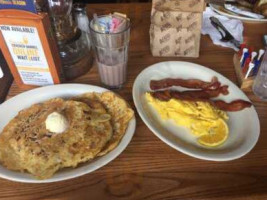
[73,3,91,49]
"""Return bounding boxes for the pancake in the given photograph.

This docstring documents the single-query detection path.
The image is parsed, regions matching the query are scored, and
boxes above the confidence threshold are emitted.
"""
[0,98,112,179]
[73,92,134,156]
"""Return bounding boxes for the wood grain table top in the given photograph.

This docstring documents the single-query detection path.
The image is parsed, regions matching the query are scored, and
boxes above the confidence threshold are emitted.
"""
[3,3,267,200]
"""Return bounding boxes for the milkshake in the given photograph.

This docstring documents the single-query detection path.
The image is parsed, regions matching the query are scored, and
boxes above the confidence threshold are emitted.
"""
[97,61,127,89]
[89,13,130,89]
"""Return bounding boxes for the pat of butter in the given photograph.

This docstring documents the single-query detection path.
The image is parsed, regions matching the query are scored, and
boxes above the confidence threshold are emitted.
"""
[45,112,68,134]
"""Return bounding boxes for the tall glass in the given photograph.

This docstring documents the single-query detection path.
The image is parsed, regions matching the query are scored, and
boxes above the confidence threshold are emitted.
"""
[253,50,267,100]
[90,15,130,89]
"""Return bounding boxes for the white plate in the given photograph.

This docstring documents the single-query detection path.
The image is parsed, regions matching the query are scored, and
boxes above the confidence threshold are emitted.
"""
[0,84,136,183]
[210,4,267,22]
[133,61,260,161]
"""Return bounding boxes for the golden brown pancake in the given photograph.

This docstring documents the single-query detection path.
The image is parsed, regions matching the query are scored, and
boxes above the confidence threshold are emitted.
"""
[73,92,134,156]
[0,98,112,179]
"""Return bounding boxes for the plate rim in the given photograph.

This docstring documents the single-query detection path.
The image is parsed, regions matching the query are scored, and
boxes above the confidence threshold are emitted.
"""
[209,4,267,22]
[132,61,260,161]
[0,83,136,183]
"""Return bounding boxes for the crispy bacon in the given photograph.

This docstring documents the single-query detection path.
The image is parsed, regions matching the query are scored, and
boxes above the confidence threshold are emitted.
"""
[150,76,221,90]
[151,90,172,101]
[149,91,252,112]
[212,100,252,112]
[150,86,228,101]
[174,85,229,99]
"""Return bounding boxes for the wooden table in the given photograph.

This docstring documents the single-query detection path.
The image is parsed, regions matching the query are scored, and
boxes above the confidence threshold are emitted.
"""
[3,3,267,200]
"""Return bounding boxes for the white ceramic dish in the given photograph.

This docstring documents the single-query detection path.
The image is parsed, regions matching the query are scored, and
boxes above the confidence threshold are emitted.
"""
[133,61,260,161]
[210,4,267,22]
[0,84,136,183]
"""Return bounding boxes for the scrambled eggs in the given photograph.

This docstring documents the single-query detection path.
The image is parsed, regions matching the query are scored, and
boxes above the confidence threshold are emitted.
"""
[146,93,229,147]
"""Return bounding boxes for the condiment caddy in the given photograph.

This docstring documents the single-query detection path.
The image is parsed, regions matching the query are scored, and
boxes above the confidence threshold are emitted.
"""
[233,43,266,91]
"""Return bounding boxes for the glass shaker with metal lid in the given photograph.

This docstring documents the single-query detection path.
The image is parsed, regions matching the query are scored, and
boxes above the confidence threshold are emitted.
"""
[73,3,91,50]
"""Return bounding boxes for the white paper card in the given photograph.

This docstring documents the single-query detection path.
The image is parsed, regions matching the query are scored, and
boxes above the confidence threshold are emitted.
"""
[0,25,54,85]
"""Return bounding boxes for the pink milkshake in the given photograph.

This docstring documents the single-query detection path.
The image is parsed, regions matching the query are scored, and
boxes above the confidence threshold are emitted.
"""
[90,14,130,89]
[97,61,127,89]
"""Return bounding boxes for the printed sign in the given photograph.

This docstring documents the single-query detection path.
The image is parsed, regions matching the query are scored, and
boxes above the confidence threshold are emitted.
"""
[0,0,37,13]
[0,25,54,85]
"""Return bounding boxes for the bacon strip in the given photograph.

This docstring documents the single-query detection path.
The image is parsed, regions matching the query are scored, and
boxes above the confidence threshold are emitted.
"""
[150,76,221,90]
[212,100,252,112]
[150,91,252,112]
[174,85,229,99]
[150,86,228,101]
